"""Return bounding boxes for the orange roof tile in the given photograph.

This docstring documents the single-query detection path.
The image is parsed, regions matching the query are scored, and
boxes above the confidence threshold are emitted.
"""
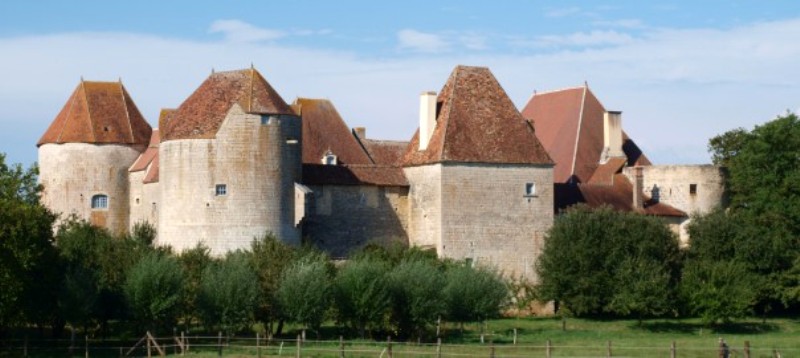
[402,66,553,167]
[38,81,151,146]
[143,154,159,184]
[555,174,686,217]
[162,68,294,141]
[129,129,160,173]
[521,85,650,184]
[359,138,409,166]
[292,98,373,165]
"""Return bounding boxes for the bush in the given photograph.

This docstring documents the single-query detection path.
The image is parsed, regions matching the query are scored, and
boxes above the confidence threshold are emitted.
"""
[124,252,185,332]
[333,257,392,337]
[443,264,508,325]
[389,259,446,338]
[198,251,259,333]
[275,253,332,333]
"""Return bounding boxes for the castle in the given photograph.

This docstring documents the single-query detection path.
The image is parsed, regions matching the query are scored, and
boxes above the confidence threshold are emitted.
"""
[37,65,726,280]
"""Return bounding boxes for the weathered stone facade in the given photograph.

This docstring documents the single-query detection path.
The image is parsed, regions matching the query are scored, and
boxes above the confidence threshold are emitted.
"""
[158,105,301,255]
[39,143,143,234]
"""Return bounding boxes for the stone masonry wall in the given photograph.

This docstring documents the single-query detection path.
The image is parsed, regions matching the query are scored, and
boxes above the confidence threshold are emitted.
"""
[303,184,409,257]
[403,165,443,251]
[128,171,159,232]
[39,143,143,234]
[439,163,554,281]
[158,104,302,255]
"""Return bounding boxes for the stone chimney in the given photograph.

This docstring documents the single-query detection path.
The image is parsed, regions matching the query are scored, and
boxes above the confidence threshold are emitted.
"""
[419,91,437,151]
[353,127,366,139]
[633,166,644,210]
[603,111,624,158]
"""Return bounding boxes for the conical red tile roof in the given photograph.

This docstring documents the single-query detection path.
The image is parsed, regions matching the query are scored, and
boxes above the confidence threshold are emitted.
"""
[38,81,151,146]
[162,68,294,141]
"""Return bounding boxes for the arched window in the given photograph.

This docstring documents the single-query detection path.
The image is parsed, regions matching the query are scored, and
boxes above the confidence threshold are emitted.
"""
[91,194,108,209]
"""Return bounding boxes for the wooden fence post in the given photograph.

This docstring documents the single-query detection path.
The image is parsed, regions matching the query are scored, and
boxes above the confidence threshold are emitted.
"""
[671,341,676,358]
[607,340,612,357]
[23,335,28,357]
[489,341,495,358]
[744,341,750,358]
[85,335,89,358]
[546,339,552,358]
[339,335,345,358]
[147,332,152,358]
[296,334,301,358]
[257,332,261,358]
[217,331,222,357]
[513,328,517,345]
[181,331,186,356]
[436,338,442,358]
[387,335,393,358]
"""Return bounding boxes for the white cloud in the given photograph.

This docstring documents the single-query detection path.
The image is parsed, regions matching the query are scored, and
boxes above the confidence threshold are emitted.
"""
[397,29,450,53]
[208,19,285,43]
[592,19,645,29]
[2,18,800,167]
[532,30,635,48]
[459,33,488,50]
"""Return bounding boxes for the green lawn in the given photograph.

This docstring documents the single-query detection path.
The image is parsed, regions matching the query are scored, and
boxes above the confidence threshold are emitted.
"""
[3,317,799,357]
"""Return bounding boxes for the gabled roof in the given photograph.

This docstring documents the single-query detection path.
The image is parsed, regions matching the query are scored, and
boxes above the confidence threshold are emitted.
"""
[521,85,650,183]
[129,129,159,173]
[38,81,151,146]
[402,66,553,167]
[162,68,295,141]
[358,137,409,166]
[292,98,373,165]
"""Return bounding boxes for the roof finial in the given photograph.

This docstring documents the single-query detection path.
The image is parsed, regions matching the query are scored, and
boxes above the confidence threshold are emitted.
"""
[211,67,215,74]
[584,80,588,88]
[80,76,84,83]
[250,62,254,70]
[533,89,538,95]
[118,77,122,84]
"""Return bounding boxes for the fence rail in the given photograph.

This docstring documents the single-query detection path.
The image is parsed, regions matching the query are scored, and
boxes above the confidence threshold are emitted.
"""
[1,333,797,357]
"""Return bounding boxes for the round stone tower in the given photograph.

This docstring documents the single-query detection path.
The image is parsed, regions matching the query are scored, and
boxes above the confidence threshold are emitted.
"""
[38,80,152,234]
[158,68,301,255]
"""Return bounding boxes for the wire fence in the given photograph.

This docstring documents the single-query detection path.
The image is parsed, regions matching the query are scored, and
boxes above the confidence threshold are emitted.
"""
[1,333,797,357]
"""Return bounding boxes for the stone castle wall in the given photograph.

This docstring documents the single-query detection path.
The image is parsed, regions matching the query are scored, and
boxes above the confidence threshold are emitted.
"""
[38,143,143,234]
[303,184,409,257]
[403,165,443,251]
[128,171,159,231]
[439,163,553,281]
[158,104,302,255]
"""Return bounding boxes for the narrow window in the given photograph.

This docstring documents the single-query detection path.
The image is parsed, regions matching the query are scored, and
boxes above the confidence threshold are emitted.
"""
[689,184,697,195]
[91,194,108,209]
[215,184,227,196]
[525,182,536,196]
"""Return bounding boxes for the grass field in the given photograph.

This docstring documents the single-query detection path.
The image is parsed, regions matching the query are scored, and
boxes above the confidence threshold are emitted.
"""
[3,317,799,357]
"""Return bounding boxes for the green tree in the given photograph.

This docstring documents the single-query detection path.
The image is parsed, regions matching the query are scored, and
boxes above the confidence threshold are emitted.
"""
[707,113,800,312]
[275,253,332,334]
[0,153,58,335]
[248,233,295,333]
[443,263,508,326]
[681,260,757,325]
[333,257,392,338]
[388,259,446,339]
[198,251,259,333]
[177,243,212,328]
[124,252,185,332]
[535,205,681,318]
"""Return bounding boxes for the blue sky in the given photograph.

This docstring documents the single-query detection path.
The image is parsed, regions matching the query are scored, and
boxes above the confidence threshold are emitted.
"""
[2,1,800,166]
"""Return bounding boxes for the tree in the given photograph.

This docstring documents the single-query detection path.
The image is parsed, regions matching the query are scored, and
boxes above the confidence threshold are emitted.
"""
[275,253,332,334]
[681,260,757,325]
[177,243,212,328]
[706,113,800,312]
[333,257,392,337]
[248,233,295,332]
[124,252,185,332]
[198,251,259,333]
[443,263,508,327]
[535,205,681,318]
[388,259,446,338]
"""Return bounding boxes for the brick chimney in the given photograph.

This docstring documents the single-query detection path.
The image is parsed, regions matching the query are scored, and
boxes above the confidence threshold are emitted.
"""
[419,91,437,151]
[603,111,624,158]
[353,127,366,139]
[633,166,644,210]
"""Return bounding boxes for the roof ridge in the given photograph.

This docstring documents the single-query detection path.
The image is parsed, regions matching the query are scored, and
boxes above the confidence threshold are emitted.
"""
[81,81,97,142]
[56,84,79,143]
[438,66,460,159]
[569,86,588,179]
[120,83,135,143]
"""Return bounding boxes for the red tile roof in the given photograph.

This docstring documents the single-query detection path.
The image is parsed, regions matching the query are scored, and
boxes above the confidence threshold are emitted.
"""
[38,81,152,146]
[143,155,159,184]
[129,129,159,173]
[292,98,373,165]
[162,68,294,141]
[521,85,650,183]
[555,174,686,218]
[302,164,408,187]
[402,66,553,167]
[357,136,409,166]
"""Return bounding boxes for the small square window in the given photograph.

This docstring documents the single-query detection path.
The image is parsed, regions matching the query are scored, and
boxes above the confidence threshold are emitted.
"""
[215,184,227,196]
[91,194,108,209]
[689,184,697,195]
[525,183,536,196]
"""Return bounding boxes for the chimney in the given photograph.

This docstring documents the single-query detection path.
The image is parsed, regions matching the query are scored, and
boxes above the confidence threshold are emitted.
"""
[633,166,644,210]
[353,127,366,139]
[603,111,624,158]
[419,91,437,151]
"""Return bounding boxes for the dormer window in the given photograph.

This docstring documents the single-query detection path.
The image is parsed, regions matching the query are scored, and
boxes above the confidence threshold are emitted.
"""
[91,194,108,209]
[322,150,337,165]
